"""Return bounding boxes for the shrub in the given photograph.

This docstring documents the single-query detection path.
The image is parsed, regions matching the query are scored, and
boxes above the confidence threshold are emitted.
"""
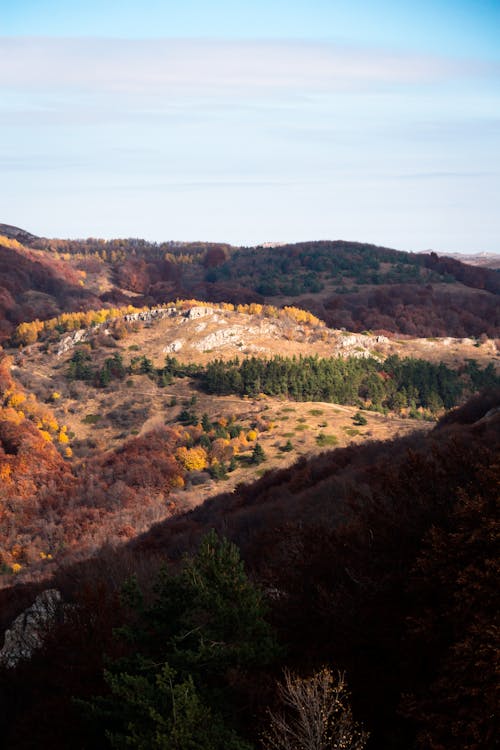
[316,433,338,447]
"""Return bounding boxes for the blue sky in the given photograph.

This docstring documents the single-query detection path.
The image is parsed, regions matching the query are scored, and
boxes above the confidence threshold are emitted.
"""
[1,1,499,251]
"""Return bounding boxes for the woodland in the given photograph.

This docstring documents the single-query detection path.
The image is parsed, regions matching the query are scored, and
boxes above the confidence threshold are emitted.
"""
[0,227,498,749]
[1,232,499,343]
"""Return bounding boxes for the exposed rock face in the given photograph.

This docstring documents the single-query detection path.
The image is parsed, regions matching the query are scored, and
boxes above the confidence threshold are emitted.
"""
[192,322,279,352]
[57,307,181,355]
[124,306,178,323]
[334,334,378,358]
[56,327,92,355]
[185,306,213,320]
[163,339,183,353]
[0,589,62,668]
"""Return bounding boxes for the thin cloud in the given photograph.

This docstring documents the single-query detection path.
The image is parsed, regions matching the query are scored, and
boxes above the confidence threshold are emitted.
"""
[0,37,489,97]
[396,170,498,180]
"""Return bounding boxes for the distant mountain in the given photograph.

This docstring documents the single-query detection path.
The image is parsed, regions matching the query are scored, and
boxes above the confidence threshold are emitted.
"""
[429,250,500,270]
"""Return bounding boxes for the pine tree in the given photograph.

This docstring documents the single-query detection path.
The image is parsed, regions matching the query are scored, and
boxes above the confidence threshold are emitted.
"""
[251,442,266,465]
[83,532,278,747]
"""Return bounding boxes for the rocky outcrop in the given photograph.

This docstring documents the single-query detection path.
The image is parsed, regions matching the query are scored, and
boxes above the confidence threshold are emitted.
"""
[192,322,279,352]
[56,327,93,355]
[56,307,180,355]
[123,306,178,323]
[185,306,213,320]
[163,339,184,353]
[0,589,62,668]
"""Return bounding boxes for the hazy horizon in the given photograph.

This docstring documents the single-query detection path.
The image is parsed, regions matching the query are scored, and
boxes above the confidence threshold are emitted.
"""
[2,1,499,254]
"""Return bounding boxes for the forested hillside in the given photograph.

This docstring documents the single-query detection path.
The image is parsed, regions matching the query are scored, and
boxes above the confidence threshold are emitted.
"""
[2,231,498,341]
[0,389,498,749]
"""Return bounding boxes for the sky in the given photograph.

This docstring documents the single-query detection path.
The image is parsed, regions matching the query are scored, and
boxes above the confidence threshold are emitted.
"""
[1,1,499,252]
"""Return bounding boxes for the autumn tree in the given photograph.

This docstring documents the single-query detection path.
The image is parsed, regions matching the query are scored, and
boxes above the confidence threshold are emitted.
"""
[262,668,368,750]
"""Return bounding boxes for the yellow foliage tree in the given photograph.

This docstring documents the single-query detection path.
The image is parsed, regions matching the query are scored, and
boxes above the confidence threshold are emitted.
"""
[175,446,208,471]
[7,391,26,409]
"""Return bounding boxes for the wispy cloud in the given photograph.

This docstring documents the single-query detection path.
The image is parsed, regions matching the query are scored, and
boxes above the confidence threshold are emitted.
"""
[0,37,491,98]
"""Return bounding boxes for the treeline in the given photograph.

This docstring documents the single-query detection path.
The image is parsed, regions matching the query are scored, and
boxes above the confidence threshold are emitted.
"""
[201,354,498,414]
[65,346,499,414]
[33,236,232,263]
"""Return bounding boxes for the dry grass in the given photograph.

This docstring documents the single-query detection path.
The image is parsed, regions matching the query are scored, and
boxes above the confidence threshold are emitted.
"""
[10,303,497,511]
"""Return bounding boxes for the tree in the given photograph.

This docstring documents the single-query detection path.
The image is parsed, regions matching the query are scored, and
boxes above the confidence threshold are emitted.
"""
[103,664,250,750]
[262,668,368,750]
[85,532,278,747]
[175,446,208,471]
[352,412,367,426]
[251,442,266,465]
[201,412,212,432]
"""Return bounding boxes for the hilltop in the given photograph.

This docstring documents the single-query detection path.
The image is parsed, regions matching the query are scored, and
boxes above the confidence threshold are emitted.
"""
[0,224,38,244]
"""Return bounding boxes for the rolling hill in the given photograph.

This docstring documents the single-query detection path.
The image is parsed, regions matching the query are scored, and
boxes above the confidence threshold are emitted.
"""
[1,229,499,343]
[0,225,498,750]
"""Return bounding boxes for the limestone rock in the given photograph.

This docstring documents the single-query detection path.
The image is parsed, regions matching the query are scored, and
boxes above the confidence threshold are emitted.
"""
[185,306,213,320]
[163,339,184,353]
[0,589,62,668]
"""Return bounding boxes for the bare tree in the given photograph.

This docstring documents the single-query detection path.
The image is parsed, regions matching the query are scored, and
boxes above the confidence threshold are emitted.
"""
[262,667,369,750]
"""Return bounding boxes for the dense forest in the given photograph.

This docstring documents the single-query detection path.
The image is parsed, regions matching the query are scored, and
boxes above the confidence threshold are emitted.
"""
[0,389,498,749]
[200,353,498,412]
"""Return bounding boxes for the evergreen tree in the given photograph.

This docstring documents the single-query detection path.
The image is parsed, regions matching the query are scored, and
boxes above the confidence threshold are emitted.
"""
[251,443,266,465]
[201,412,212,432]
[84,532,278,748]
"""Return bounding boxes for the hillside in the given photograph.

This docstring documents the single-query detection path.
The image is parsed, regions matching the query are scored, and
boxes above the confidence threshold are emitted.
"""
[0,298,498,583]
[1,230,498,342]
[0,228,498,749]
[0,235,101,342]
[0,224,38,244]
[0,389,497,750]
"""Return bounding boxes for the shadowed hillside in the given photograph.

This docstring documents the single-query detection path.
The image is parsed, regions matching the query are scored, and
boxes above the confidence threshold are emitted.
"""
[0,389,497,750]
